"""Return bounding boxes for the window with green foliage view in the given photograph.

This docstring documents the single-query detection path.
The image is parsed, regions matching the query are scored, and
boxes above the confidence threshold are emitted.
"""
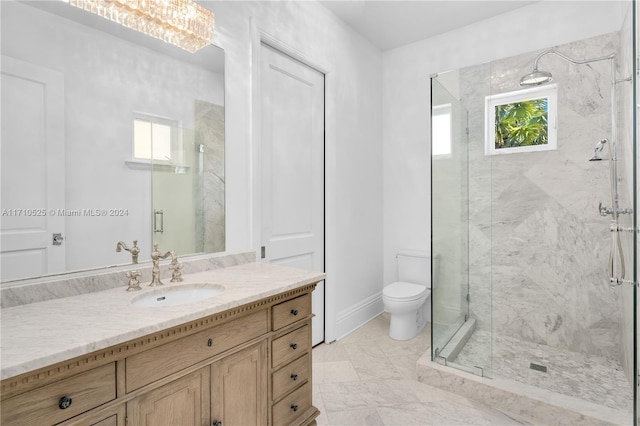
[494,98,548,149]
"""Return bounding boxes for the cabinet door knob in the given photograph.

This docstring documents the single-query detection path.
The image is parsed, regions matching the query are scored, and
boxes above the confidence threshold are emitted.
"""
[58,396,73,410]
[290,343,298,350]
[290,309,299,316]
[207,338,213,347]
[212,421,222,426]
[291,404,299,412]
[291,373,298,381]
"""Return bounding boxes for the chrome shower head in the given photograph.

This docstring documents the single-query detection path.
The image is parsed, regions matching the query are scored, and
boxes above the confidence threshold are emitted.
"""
[589,138,608,161]
[519,69,553,87]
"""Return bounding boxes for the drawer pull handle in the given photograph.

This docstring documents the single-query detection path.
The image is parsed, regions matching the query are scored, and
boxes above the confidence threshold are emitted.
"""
[291,404,299,412]
[291,373,298,381]
[212,421,222,426]
[58,396,73,410]
[290,343,298,350]
[291,309,299,316]
[207,338,213,347]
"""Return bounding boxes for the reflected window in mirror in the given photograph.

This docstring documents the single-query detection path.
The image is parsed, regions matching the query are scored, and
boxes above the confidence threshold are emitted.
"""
[432,104,452,158]
[133,115,178,163]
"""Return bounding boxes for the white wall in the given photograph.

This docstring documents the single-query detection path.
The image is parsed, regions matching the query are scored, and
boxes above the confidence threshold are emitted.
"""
[208,1,383,341]
[382,0,627,289]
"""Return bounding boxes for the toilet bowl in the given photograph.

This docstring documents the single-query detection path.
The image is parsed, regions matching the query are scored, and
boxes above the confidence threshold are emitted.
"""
[383,251,432,341]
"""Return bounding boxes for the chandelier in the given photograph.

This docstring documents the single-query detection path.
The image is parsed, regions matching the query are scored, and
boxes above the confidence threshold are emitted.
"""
[68,0,215,53]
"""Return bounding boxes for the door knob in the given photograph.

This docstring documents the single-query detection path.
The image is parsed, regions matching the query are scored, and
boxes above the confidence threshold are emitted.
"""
[53,233,64,246]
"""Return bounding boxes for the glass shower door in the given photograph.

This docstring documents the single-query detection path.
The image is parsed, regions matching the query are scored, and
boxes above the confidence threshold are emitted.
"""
[152,126,202,258]
[431,76,471,361]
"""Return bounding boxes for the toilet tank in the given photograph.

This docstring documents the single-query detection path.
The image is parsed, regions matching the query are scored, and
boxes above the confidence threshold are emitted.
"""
[397,250,431,288]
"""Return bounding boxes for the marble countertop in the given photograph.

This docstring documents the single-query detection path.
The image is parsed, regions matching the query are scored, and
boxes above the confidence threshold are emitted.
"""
[0,262,325,381]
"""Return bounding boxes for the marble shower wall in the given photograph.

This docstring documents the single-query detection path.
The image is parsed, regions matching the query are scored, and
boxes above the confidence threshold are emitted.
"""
[195,101,226,254]
[463,32,624,361]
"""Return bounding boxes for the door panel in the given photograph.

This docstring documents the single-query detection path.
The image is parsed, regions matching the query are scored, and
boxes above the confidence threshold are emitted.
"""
[210,341,267,426]
[126,367,209,426]
[1,56,65,281]
[260,44,325,345]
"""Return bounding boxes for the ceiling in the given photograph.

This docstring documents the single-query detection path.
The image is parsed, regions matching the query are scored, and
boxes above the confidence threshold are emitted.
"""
[320,1,537,51]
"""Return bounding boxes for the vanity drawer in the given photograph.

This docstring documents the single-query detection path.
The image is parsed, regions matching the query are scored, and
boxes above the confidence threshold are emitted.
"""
[126,309,268,392]
[271,324,310,369]
[272,353,310,402]
[272,381,312,426]
[1,363,116,426]
[272,294,311,330]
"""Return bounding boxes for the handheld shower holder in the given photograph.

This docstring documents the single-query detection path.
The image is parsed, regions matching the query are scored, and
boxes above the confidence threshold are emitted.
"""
[610,277,636,288]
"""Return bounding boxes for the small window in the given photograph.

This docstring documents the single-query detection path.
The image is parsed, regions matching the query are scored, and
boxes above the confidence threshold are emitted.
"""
[133,115,177,162]
[432,104,452,157]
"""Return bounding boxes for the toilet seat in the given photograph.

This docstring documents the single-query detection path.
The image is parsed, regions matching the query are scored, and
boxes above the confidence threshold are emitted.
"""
[383,281,428,302]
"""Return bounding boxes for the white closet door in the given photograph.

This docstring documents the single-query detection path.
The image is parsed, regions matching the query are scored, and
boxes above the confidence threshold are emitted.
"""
[260,44,325,345]
[1,56,65,281]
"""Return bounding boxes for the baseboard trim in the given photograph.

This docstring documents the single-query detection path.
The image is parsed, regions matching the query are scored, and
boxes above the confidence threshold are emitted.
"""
[335,291,384,340]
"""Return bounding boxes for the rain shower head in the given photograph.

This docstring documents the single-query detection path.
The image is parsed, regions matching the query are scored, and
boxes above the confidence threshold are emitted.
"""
[519,48,615,88]
[519,69,553,87]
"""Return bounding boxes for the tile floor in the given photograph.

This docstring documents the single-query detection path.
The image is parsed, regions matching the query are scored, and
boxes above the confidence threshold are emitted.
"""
[454,327,633,413]
[312,314,534,425]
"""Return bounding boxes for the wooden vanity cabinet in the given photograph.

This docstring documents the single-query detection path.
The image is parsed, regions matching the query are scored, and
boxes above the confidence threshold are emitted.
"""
[211,340,268,425]
[0,283,319,426]
[270,294,316,425]
[59,404,126,426]
[127,367,211,426]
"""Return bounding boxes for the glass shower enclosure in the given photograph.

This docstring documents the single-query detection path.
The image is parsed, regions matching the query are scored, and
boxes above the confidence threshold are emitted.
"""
[431,2,637,422]
[430,77,477,371]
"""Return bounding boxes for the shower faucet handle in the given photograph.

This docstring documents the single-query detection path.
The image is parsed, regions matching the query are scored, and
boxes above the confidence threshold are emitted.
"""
[599,201,632,217]
[599,201,613,216]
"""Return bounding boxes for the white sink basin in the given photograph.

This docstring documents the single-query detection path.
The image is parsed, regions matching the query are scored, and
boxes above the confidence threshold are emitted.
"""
[131,284,224,307]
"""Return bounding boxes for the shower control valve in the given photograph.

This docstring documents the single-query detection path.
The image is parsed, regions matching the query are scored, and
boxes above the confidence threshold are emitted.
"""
[599,201,613,216]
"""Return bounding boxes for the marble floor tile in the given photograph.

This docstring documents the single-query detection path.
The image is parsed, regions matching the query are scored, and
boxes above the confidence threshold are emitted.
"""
[324,408,385,426]
[343,343,404,381]
[314,360,360,384]
[313,340,351,362]
[313,314,533,425]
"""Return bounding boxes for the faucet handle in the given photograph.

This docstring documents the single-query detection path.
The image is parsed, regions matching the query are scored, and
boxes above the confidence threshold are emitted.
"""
[125,270,142,291]
[169,252,184,283]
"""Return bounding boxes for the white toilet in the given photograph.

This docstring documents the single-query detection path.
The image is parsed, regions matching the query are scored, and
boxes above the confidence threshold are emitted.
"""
[383,250,432,340]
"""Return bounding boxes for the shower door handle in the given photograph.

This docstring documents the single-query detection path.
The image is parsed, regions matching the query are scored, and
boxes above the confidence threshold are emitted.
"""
[153,209,164,234]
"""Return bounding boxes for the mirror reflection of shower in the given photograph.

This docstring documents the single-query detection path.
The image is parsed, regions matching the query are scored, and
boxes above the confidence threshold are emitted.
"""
[519,48,632,285]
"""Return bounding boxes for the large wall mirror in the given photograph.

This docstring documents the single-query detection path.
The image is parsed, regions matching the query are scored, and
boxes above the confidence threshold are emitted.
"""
[1,0,225,284]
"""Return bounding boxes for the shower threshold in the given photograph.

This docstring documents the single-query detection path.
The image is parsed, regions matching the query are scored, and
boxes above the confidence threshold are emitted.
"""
[434,318,481,374]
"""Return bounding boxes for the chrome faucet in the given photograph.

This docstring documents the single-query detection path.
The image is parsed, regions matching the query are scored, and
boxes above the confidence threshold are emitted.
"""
[149,243,173,287]
[116,240,140,264]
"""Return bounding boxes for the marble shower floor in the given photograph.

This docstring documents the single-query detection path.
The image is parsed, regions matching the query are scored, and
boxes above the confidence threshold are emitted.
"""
[312,314,534,425]
[453,327,633,413]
